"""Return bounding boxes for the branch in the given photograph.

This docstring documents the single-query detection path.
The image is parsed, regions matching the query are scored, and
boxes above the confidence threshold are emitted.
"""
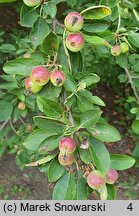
[63,91,75,127]
[0,119,9,131]
[125,67,139,105]
[9,119,19,135]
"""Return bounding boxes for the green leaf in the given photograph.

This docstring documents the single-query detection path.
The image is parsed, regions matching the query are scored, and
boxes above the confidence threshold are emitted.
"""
[34,116,66,134]
[64,74,77,93]
[0,44,16,53]
[107,184,116,200]
[23,129,54,151]
[42,31,60,56]
[91,123,121,142]
[83,34,111,47]
[80,73,100,86]
[116,55,129,68]
[131,119,139,134]
[77,90,105,108]
[90,137,110,174]
[43,1,57,18]
[80,109,102,128]
[83,22,109,33]
[79,148,92,164]
[48,157,65,182]
[75,172,88,200]
[128,33,139,48]
[3,58,40,76]
[110,154,135,170]
[0,82,19,90]
[77,92,94,112]
[40,134,63,151]
[81,5,111,20]
[25,155,56,167]
[20,5,38,28]
[52,173,76,200]
[0,101,13,122]
[37,97,63,119]
[30,17,50,46]
[90,96,105,106]
[39,82,62,100]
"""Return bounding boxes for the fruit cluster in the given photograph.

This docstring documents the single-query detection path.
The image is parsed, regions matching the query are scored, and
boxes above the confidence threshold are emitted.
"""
[111,42,129,56]
[24,66,66,93]
[87,168,118,190]
[64,12,84,52]
[58,137,76,166]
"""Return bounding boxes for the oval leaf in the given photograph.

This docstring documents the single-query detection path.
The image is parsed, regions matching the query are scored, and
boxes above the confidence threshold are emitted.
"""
[90,137,110,174]
[83,34,111,47]
[92,123,121,142]
[33,116,66,134]
[48,157,65,182]
[0,101,13,122]
[52,173,76,200]
[81,5,111,20]
[42,31,60,56]
[110,154,135,170]
[80,109,102,128]
[25,155,56,167]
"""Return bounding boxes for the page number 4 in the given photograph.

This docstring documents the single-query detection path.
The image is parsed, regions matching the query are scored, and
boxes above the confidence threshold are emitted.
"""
[127,203,133,211]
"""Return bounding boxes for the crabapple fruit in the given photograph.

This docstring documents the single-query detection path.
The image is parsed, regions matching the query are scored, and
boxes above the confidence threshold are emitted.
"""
[87,170,106,190]
[58,153,74,166]
[106,168,118,184]
[50,70,66,87]
[59,137,76,154]
[25,77,42,93]
[31,66,50,86]
[66,32,84,52]
[111,45,121,56]
[64,11,84,32]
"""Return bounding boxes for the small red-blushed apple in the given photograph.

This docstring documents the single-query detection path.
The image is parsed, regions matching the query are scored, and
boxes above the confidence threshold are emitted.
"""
[31,66,50,86]
[18,102,26,110]
[23,0,42,7]
[64,12,84,32]
[58,153,75,166]
[27,124,33,132]
[59,137,76,154]
[50,70,66,87]
[87,170,106,190]
[106,168,118,184]
[23,53,31,59]
[111,45,121,56]
[66,32,84,52]
[25,77,42,93]
[120,42,129,54]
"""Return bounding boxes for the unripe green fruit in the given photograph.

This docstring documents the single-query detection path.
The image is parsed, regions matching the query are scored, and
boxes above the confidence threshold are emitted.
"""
[59,137,76,154]
[64,12,84,32]
[87,170,106,190]
[23,0,42,7]
[18,102,26,110]
[111,45,121,56]
[66,32,84,52]
[50,70,66,87]
[31,66,50,86]
[120,42,129,54]
[58,153,74,166]
[25,77,42,93]
[106,168,118,184]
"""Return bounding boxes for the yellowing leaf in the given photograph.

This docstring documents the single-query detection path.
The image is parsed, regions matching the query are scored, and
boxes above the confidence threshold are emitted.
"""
[81,5,111,20]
